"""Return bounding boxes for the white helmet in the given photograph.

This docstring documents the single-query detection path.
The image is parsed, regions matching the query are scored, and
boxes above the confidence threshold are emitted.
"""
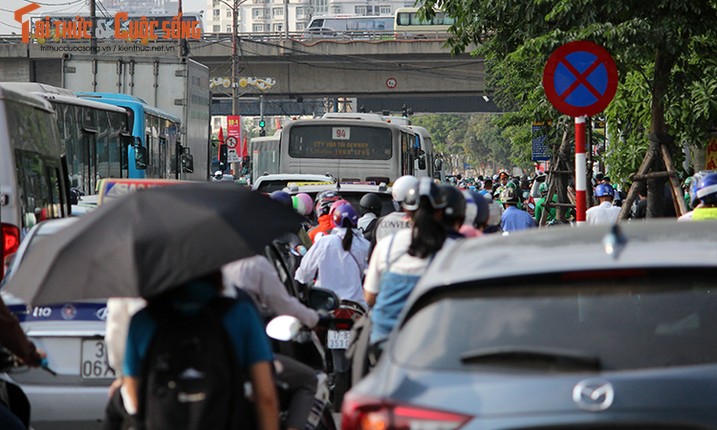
[391,175,418,203]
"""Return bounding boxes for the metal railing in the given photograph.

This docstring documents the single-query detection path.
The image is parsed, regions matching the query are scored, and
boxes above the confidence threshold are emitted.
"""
[0,30,449,44]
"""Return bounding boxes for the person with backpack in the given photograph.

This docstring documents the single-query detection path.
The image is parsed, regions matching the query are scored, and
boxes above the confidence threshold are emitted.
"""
[122,270,278,430]
[364,178,453,345]
[357,193,382,244]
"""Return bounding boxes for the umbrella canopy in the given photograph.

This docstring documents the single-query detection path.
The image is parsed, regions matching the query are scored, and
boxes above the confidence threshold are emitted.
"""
[4,182,304,305]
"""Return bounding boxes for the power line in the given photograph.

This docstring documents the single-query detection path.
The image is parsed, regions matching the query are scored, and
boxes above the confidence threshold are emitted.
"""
[23,0,86,6]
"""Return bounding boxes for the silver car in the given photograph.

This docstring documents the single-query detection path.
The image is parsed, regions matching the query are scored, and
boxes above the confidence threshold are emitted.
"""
[2,218,112,430]
[342,220,717,429]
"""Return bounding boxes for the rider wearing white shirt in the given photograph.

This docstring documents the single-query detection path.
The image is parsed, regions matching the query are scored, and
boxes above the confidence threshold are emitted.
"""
[586,184,621,225]
[295,203,369,308]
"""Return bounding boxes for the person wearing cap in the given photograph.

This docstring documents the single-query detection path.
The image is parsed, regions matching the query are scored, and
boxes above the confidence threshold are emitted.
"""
[500,187,536,232]
[492,171,510,196]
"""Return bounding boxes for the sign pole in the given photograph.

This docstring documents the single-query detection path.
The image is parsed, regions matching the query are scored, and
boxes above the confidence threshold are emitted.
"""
[542,40,618,226]
[575,116,587,224]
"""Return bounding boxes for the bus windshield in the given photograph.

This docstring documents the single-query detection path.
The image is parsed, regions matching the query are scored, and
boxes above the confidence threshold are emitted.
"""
[288,125,392,160]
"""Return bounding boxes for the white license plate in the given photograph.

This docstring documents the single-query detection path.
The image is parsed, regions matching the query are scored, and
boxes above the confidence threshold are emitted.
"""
[327,330,351,349]
[80,339,115,379]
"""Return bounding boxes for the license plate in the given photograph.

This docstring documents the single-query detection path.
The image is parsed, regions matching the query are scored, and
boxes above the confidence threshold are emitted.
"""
[327,330,351,349]
[80,339,115,379]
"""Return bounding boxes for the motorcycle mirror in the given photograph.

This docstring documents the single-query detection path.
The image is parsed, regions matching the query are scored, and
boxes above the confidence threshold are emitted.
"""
[266,315,302,341]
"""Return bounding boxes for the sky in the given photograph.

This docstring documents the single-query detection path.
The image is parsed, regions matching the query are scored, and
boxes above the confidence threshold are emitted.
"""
[0,0,207,35]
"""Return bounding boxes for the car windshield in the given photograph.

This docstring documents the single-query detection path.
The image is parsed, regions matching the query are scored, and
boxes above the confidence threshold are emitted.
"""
[392,269,717,372]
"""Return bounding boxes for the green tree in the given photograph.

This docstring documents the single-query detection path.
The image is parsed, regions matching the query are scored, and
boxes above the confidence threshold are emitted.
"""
[420,0,717,217]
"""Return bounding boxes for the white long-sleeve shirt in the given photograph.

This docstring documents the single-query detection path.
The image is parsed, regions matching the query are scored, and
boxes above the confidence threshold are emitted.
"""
[586,201,621,225]
[222,255,319,328]
[294,228,369,307]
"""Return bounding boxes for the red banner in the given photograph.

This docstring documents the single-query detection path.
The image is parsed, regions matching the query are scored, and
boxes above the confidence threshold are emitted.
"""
[240,135,248,158]
[217,126,225,158]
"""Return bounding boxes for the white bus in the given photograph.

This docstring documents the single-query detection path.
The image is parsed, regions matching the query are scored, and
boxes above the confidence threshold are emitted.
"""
[2,83,132,197]
[279,117,424,184]
[0,83,71,278]
[394,7,454,39]
[304,15,394,38]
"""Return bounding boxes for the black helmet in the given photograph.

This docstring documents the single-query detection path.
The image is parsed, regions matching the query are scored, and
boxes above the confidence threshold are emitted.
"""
[440,185,466,222]
[403,177,447,211]
[315,190,342,216]
[359,193,382,216]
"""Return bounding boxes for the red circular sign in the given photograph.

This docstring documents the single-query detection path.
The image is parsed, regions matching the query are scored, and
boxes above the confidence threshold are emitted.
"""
[386,77,397,89]
[542,41,618,117]
[225,136,238,149]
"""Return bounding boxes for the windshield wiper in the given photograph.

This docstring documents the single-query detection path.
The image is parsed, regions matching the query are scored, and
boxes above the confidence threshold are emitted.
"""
[460,346,601,370]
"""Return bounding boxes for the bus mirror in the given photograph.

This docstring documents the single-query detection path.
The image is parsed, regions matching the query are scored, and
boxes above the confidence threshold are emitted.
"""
[181,152,194,174]
[418,156,426,171]
[219,144,228,166]
[134,140,147,170]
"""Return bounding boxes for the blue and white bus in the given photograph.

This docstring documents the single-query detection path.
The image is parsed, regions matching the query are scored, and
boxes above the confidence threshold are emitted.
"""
[3,83,132,196]
[77,93,190,180]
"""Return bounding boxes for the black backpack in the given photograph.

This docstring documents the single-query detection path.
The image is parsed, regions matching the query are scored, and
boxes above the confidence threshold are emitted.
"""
[137,296,251,430]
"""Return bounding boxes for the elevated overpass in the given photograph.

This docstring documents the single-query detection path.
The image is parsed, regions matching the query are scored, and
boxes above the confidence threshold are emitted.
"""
[0,36,496,114]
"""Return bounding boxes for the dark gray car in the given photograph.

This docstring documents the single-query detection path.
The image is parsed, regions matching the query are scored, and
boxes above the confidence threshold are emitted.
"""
[342,220,717,429]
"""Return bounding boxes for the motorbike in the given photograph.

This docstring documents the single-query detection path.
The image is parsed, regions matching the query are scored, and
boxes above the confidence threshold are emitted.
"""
[325,300,366,407]
[0,346,52,430]
[267,287,343,430]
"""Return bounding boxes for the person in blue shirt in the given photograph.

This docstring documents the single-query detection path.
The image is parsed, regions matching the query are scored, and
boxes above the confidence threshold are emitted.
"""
[122,271,278,430]
[500,187,536,232]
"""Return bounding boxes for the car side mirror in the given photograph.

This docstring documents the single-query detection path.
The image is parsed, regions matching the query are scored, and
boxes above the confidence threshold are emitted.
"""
[308,287,340,312]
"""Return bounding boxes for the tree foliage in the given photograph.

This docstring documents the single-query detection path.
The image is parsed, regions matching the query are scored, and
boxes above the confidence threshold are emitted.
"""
[419,0,717,185]
[412,114,518,173]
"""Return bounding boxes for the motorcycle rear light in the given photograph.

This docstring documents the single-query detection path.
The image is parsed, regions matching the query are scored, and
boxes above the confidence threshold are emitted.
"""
[341,393,471,430]
[1,224,20,279]
[333,308,359,330]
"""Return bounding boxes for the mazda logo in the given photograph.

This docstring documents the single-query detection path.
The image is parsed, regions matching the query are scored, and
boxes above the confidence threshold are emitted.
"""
[572,379,614,411]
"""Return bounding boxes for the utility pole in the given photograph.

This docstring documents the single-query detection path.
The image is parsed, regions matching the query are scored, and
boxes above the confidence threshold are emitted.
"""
[283,0,289,39]
[231,0,238,116]
[89,0,96,54]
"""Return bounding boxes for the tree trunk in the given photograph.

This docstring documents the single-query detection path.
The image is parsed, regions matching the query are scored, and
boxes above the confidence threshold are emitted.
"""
[555,126,573,222]
[645,48,677,218]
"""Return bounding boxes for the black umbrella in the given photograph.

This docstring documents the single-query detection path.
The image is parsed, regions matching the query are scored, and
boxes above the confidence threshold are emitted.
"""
[4,182,304,305]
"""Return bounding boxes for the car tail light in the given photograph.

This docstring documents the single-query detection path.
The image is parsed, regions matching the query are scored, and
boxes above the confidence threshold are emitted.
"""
[341,393,471,430]
[1,223,20,279]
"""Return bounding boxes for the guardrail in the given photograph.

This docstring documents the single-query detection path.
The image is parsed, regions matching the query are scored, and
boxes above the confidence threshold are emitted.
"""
[0,30,449,44]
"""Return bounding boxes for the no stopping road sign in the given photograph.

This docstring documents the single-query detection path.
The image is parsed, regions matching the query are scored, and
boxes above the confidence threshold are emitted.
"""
[543,41,618,117]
